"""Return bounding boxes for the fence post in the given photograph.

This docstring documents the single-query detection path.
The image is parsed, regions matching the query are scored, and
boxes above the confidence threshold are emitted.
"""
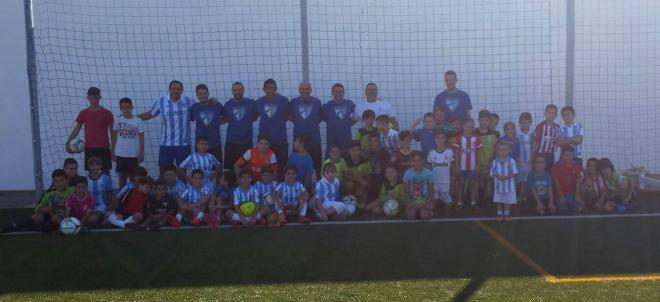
[300,0,310,81]
[565,0,575,107]
[24,0,44,198]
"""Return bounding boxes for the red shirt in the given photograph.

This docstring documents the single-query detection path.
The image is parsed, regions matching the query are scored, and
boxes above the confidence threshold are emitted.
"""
[76,107,114,148]
[122,189,149,215]
[533,121,560,155]
[236,148,278,181]
[65,192,94,219]
[552,160,582,195]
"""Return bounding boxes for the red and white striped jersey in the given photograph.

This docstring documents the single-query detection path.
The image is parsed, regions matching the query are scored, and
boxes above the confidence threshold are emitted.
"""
[533,121,560,155]
[453,134,482,171]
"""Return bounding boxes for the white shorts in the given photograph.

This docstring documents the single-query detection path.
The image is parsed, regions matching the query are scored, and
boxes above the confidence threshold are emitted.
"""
[231,212,262,222]
[321,200,356,215]
[494,191,517,204]
[433,183,452,204]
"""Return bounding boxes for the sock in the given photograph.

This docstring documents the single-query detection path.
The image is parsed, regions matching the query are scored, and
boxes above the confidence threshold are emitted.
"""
[299,203,308,216]
[232,213,240,221]
[108,213,125,228]
[123,216,135,226]
[196,211,204,220]
[504,210,511,216]
[176,213,183,222]
[497,210,504,216]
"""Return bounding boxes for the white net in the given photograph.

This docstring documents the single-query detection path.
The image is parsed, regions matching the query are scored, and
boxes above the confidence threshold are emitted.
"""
[30,0,659,188]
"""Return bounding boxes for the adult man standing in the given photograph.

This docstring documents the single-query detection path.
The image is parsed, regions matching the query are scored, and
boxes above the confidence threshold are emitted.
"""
[433,70,472,122]
[355,82,399,130]
[322,83,356,156]
[256,78,290,171]
[290,81,323,171]
[139,80,194,175]
[223,81,258,170]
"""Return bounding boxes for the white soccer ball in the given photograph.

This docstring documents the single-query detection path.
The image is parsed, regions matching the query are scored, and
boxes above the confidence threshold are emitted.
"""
[68,138,85,154]
[342,194,358,207]
[383,198,400,217]
[60,217,81,235]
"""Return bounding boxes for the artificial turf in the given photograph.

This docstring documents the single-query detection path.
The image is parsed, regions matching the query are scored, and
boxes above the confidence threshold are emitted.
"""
[2,214,660,301]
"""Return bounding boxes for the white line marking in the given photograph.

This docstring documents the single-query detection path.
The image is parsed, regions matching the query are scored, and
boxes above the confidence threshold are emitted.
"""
[2,212,660,236]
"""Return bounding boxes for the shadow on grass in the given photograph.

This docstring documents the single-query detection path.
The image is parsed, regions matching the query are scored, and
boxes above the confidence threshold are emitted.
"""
[1,212,660,294]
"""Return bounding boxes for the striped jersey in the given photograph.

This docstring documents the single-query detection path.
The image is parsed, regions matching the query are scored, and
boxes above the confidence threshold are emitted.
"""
[167,179,187,199]
[233,185,260,207]
[315,177,340,203]
[379,128,400,155]
[180,152,222,181]
[254,180,278,204]
[116,181,136,199]
[517,128,535,165]
[149,95,194,146]
[180,183,213,204]
[87,174,113,212]
[533,122,560,155]
[490,157,519,193]
[559,122,584,158]
[453,134,481,171]
[275,181,306,206]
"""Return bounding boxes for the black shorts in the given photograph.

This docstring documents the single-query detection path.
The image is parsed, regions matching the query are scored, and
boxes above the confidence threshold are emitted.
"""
[84,148,112,171]
[224,143,252,170]
[115,156,139,174]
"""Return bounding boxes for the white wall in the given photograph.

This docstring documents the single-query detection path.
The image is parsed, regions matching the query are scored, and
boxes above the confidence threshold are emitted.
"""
[0,0,35,190]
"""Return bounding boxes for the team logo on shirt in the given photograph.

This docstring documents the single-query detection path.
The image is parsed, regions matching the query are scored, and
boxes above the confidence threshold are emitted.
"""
[232,106,246,121]
[334,106,347,119]
[299,104,312,119]
[535,181,548,196]
[446,98,459,112]
[199,111,214,126]
[264,103,278,118]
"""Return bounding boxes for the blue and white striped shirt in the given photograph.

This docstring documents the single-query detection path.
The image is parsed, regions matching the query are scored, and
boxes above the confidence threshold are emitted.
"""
[379,128,400,155]
[276,181,306,206]
[490,157,519,193]
[180,183,213,204]
[87,174,112,212]
[254,180,278,204]
[180,152,222,181]
[167,179,187,199]
[559,122,584,159]
[116,181,136,200]
[517,128,535,165]
[233,186,260,207]
[149,95,194,146]
[315,177,340,203]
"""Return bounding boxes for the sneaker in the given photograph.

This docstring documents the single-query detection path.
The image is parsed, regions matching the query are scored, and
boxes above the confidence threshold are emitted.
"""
[296,216,311,224]
[504,214,513,222]
[230,219,242,226]
[470,202,480,210]
[205,213,221,228]
[124,223,138,229]
[149,224,161,231]
[495,214,504,222]
[191,217,202,226]
[167,215,180,228]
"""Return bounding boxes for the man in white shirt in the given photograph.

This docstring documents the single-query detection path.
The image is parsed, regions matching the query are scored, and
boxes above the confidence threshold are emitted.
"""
[355,83,399,130]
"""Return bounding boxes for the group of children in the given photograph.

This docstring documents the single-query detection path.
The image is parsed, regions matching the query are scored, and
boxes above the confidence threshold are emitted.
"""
[1,86,637,233]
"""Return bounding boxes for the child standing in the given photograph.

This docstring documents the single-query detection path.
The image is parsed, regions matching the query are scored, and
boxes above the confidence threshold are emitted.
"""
[321,144,348,182]
[355,109,378,150]
[499,122,521,163]
[411,112,437,157]
[377,114,399,155]
[517,112,535,202]
[427,131,454,209]
[491,142,519,221]
[477,110,498,205]
[527,156,555,215]
[234,134,278,182]
[551,147,582,212]
[111,97,144,188]
[403,152,435,220]
[453,118,481,209]
[65,87,114,173]
[287,136,315,190]
[63,158,79,186]
[274,166,311,223]
[532,104,560,172]
[557,106,585,167]
[312,164,354,221]
[179,136,222,183]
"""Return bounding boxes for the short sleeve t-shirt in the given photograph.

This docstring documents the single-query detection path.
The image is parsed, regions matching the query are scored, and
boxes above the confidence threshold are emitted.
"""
[527,171,552,199]
[256,94,290,145]
[87,174,113,212]
[65,193,95,219]
[403,168,435,198]
[180,152,222,181]
[76,107,114,148]
[322,99,356,149]
[558,122,585,159]
[287,152,314,184]
[413,127,436,157]
[275,181,306,206]
[478,129,499,173]
[427,148,454,187]
[355,99,397,127]
[379,182,405,202]
[148,194,177,215]
[433,90,472,122]
[190,102,224,149]
[35,187,74,214]
[290,97,322,144]
[238,148,278,181]
[148,95,194,146]
[224,98,258,145]
[113,115,144,157]
[552,160,582,195]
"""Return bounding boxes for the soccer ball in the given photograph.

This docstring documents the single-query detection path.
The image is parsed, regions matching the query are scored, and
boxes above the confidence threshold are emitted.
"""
[239,201,256,216]
[68,138,85,153]
[342,195,358,207]
[261,193,274,205]
[60,217,81,235]
[382,198,400,217]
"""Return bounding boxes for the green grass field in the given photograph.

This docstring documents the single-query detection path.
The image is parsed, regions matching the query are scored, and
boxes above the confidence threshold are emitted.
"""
[2,209,660,301]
